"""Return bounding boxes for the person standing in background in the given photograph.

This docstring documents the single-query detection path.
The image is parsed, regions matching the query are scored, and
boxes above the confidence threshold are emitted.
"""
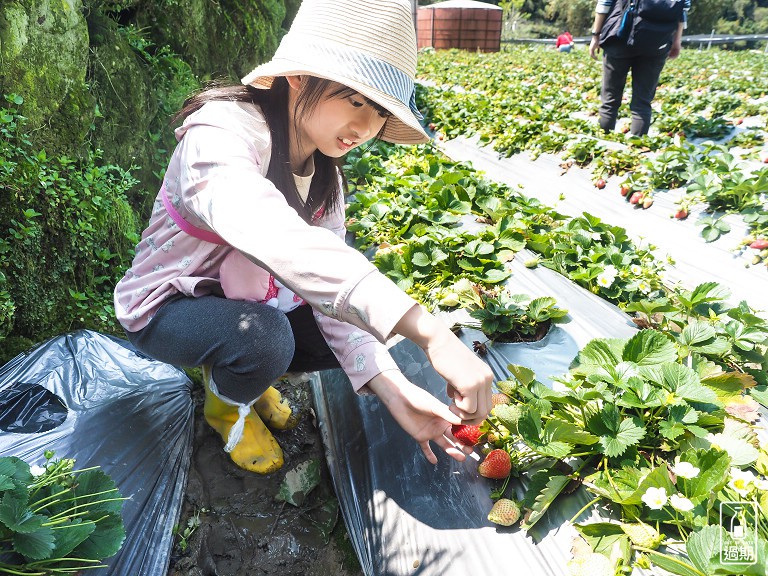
[556,29,574,52]
[589,0,690,136]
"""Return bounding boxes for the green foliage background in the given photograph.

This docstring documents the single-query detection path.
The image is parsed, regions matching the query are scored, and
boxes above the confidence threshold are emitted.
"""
[0,0,300,362]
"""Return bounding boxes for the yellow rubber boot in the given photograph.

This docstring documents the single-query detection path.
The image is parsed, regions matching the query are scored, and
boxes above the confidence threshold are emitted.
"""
[202,367,283,474]
[253,386,299,430]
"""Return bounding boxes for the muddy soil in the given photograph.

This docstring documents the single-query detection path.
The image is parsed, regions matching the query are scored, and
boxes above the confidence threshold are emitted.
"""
[167,375,364,576]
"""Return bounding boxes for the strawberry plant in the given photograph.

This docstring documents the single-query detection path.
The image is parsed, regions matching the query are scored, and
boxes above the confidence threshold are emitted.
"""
[479,327,768,573]
[453,291,568,343]
[696,215,732,243]
[0,451,126,574]
[528,213,665,305]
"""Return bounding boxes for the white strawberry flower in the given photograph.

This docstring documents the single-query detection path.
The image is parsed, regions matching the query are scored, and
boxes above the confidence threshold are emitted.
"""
[630,264,642,275]
[754,477,768,491]
[638,280,651,293]
[641,486,668,510]
[29,464,46,477]
[670,493,694,512]
[728,467,756,497]
[597,265,618,288]
[671,460,700,479]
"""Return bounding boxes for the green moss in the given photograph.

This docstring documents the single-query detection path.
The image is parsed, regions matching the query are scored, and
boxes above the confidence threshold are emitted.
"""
[133,0,286,81]
[0,0,293,358]
[331,521,362,575]
[0,97,140,349]
[0,0,92,156]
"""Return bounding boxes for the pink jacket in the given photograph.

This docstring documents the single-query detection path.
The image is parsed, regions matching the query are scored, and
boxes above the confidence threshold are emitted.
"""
[114,100,416,390]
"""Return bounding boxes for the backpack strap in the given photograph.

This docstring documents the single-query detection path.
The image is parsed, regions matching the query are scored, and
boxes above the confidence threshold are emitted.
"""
[161,184,226,245]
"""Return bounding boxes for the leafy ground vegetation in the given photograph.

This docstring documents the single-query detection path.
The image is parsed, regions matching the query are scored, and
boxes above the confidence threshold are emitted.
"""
[3,28,768,575]
[337,43,768,576]
[416,46,768,252]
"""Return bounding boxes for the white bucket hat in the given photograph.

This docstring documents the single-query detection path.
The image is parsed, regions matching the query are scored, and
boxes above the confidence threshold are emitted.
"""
[241,0,429,145]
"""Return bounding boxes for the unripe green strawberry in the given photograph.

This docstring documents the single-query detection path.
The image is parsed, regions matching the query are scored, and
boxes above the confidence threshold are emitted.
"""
[478,449,512,479]
[491,393,511,406]
[487,498,521,526]
[620,522,663,549]
[439,293,460,307]
[566,553,612,576]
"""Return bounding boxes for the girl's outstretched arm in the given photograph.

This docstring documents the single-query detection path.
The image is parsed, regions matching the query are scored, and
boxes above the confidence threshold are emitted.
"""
[367,370,470,464]
[392,305,493,425]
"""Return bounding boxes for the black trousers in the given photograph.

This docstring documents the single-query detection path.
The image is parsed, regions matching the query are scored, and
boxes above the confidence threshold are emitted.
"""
[599,41,670,136]
[126,296,340,404]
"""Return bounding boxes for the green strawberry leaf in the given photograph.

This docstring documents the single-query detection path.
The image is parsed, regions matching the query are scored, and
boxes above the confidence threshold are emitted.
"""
[13,525,56,560]
[0,474,15,491]
[71,512,125,560]
[641,549,703,576]
[702,372,756,402]
[622,330,677,366]
[0,494,44,533]
[507,364,536,387]
[750,385,768,408]
[572,338,624,376]
[0,457,34,486]
[583,467,641,504]
[679,321,716,347]
[685,525,724,574]
[598,417,646,458]
[520,470,570,531]
[574,523,631,562]
[68,470,124,517]
[51,519,97,558]
[679,449,730,499]
[543,419,598,446]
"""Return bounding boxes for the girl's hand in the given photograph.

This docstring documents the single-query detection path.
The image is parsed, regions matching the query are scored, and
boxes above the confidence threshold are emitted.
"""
[368,371,469,464]
[423,331,493,425]
[392,305,493,425]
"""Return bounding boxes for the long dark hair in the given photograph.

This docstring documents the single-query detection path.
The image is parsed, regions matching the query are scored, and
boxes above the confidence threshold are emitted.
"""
[174,77,386,223]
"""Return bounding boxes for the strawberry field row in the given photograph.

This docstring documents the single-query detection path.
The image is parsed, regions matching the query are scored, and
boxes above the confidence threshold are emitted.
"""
[415,47,768,250]
[343,136,768,576]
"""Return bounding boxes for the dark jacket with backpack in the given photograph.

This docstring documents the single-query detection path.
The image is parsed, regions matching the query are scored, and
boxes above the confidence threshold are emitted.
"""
[599,0,686,53]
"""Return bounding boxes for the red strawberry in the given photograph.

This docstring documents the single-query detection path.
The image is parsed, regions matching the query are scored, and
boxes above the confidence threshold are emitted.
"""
[428,122,437,131]
[750,239,768,250]
[451,424,484,446]
[629,191,644,205]
[595,178,606,189]
[620,184,631,197]
[487,498,521,526]
[491,393,511,406]
[478,449,512,479]
[674,207,688,220]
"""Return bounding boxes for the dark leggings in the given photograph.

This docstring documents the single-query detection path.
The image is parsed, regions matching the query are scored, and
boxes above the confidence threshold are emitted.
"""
[599,42,669,136]
[126,296,340,403]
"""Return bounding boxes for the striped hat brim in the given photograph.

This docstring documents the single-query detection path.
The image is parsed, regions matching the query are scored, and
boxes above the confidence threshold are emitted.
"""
[242,60,429,145]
